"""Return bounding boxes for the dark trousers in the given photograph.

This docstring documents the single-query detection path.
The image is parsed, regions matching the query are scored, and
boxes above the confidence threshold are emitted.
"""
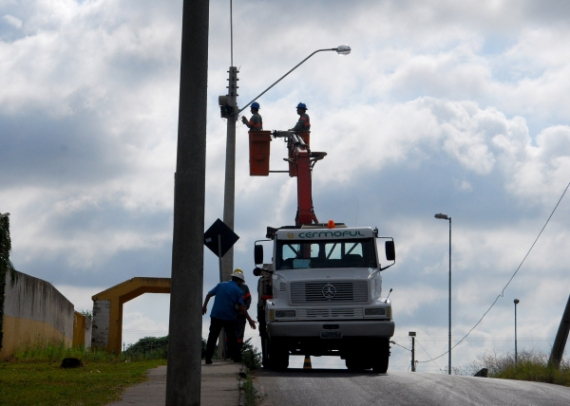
[226,316,247,358]
[205,317,239,362]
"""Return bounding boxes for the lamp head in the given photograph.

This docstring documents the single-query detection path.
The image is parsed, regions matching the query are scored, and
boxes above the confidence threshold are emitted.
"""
[335,45,351,55]
[514,298,520,305]
[434,213,449,220]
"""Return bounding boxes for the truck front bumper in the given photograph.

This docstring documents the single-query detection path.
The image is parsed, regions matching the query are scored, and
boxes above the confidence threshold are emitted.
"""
[267,319,395,338]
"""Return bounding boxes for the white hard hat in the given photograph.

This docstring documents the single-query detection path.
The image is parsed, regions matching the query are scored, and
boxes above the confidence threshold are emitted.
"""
[231,268,245,281]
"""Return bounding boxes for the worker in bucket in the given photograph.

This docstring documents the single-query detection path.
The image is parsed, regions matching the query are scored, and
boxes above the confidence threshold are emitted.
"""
[202,269,256,364]
[241,101,263,130]
[289,102,310,133]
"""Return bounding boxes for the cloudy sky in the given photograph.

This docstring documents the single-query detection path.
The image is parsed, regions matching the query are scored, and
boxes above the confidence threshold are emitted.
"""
[2,0,570,373]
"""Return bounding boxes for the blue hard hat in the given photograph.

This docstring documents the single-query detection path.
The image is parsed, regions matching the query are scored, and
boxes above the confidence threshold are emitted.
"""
[296,102,307,110]
[251,102,260,109]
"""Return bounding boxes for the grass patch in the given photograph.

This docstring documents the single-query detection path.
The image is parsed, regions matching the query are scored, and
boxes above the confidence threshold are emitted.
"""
[241,368,266,406]
[472,349,570,386]
[1,343,166,406]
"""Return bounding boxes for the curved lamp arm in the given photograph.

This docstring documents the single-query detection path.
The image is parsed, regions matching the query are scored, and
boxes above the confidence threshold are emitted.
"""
[238,45,351,114]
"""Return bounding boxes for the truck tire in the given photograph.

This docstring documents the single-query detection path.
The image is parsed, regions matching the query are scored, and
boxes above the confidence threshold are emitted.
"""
[345,357,366,372]
[372,339,390,374]
[268,338,289,371]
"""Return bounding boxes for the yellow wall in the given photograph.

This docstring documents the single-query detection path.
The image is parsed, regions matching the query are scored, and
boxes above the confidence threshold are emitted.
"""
[73,312,87,349]
[0,315,71,359]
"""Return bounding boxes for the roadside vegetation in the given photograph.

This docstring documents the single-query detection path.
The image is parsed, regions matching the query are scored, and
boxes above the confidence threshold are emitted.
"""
[1,342,166,406]
[471,349,570,386]
[1,337,264,406]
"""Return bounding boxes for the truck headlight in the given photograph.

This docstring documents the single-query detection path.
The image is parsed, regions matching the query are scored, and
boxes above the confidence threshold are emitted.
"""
[276,310,296,318]
[268,309,275,321]
[365,307,386,316]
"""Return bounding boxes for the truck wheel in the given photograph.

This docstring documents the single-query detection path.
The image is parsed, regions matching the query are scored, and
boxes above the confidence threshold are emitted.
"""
[268,338,289,371]
[345,357,366,372]
[372,339,390,374]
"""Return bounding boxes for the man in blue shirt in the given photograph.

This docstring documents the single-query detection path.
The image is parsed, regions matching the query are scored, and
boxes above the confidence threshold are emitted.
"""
[202,270,257,364]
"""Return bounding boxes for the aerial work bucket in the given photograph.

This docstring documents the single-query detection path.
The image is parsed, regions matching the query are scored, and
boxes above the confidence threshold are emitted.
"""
[249,131,272,176]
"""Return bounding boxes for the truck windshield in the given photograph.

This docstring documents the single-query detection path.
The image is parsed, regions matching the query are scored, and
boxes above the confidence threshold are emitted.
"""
[276,238,378,270]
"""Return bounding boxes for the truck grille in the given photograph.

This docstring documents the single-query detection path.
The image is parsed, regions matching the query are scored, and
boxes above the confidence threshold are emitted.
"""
[297,307,364,319]
[290,281,368,303]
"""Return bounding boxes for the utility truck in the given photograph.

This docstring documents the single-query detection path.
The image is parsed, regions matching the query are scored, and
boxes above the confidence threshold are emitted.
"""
[248,130,396,372]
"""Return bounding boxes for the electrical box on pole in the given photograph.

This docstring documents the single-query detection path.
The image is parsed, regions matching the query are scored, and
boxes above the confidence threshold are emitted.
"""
[218,67,239,119]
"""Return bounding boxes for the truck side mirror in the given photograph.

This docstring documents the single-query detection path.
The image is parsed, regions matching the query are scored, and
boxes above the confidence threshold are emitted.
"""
[254,245,264,265]
[385,241,395,261]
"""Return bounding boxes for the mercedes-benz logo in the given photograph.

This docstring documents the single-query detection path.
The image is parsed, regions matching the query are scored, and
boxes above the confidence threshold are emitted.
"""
[322,283,336,299]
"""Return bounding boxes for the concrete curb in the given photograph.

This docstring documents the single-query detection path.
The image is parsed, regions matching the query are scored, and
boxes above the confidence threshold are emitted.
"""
[238,365,247,406]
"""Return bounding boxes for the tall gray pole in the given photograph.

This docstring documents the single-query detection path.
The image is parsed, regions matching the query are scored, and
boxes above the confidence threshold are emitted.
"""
[221,67,238,283]
[514,298,519,367]
[165,0,209,404]
[218,67,238,359]
[448,217,452,375]
[434,213,452,374]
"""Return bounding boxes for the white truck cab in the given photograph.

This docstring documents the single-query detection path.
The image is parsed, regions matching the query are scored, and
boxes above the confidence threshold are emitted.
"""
[253,223,396,372]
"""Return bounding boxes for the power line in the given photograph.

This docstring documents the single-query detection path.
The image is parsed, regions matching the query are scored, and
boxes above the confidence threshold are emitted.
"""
[391,340,411,352]
[416,339,443,371]
[419,181,570,363]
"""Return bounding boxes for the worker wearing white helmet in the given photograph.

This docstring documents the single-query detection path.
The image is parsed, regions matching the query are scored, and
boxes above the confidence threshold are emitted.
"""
[228,269,252,358]
[202,268,256,364]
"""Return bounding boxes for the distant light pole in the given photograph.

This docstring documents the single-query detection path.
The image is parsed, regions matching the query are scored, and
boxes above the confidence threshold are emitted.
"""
[514,298,520,367]
[435,213,452,375]
[218,45,351,283]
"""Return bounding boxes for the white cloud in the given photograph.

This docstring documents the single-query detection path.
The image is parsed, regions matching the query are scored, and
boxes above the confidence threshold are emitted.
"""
[3,14,21,28]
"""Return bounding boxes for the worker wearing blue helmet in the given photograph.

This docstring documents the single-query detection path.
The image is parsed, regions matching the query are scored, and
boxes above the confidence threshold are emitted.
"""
[241,101,263,130]
[289,102,310,133]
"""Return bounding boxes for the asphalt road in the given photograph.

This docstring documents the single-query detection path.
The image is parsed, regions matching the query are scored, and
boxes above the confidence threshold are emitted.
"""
[255,368,570,406]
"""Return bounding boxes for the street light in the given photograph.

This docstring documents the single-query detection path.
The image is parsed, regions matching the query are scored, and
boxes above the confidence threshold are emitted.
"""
[514,298,520,367]
[435,212,452,375]
[238,45,351,113]
[218,45,351,282]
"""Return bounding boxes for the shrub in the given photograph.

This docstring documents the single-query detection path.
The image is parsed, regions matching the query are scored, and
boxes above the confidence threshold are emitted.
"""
[123,336,168,360]
[241,338,262,370]
[471,348,570,386]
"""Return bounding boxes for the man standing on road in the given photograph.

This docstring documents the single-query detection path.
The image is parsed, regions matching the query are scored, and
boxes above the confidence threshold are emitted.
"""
[241,102,263,131]
[202,270,256,364]
[230,269,252,357]
[289,102,310,133]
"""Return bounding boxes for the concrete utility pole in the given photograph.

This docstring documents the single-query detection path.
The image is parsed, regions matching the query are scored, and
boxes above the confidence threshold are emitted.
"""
[409,332,416,372]
[221,66,239,284]
[549,295,570,369]
[165,0,209,405]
